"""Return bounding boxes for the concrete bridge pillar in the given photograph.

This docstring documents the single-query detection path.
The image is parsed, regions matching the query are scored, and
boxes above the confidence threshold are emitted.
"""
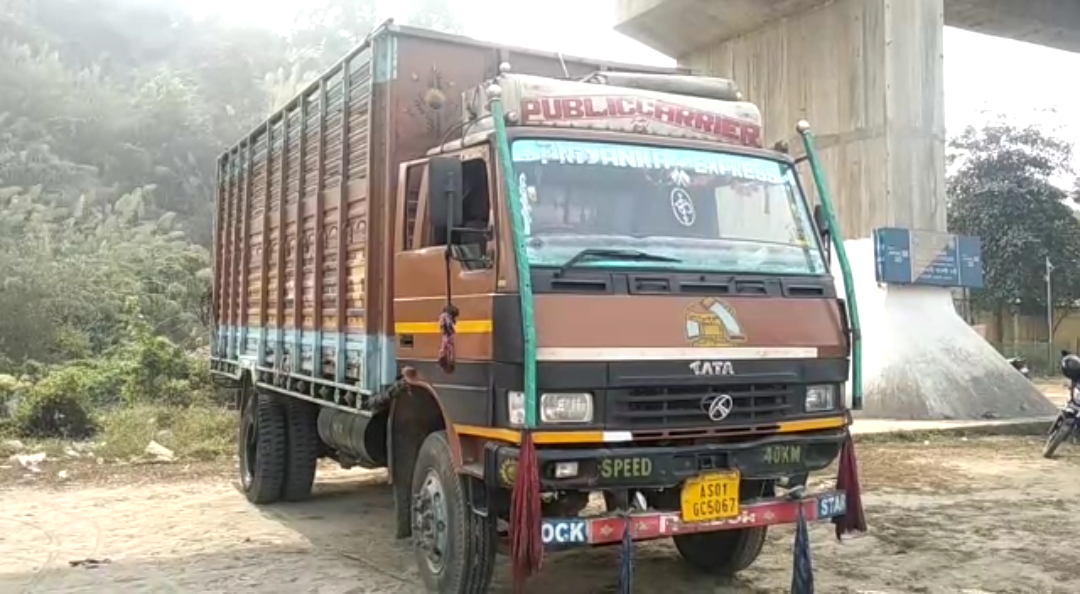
[619,0,947,238]
[616,0,1056,420]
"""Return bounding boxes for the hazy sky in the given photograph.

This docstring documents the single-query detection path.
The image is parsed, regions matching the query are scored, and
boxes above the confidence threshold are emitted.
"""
[186,0,1080,156]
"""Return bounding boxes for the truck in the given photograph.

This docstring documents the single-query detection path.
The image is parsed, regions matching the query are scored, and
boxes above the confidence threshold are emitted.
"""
[210,20,864,594]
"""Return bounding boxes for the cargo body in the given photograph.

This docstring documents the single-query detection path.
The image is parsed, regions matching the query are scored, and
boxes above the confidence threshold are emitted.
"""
[210,26,672,395]
[211,21,858,593]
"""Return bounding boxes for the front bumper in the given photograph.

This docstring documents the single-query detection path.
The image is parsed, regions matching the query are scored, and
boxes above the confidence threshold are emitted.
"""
[538,491,847,548]
[487,428,847,490]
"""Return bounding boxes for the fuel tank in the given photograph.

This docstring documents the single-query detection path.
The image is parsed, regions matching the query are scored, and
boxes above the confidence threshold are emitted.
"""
[317,407,389,469]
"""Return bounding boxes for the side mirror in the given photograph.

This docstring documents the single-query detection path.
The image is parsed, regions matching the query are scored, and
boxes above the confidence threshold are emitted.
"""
[813,203,832,263]
[427,156,463,242]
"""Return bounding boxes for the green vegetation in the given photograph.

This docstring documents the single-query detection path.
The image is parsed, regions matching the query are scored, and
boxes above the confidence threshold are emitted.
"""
[948,121,1080,325]
[0,0,457,456]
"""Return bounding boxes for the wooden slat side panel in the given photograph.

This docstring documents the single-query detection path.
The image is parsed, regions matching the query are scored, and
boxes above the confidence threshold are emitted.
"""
[284,104,302,333]
[345,50,372,357]
[247,133,267,330]
[238,142,253,356]
[347,55,372,182]
[232,151,244,354]
[300,86,321,342]
[312,79,328,375]
[266,122,282,331]
[323,69,345,191]
[290,94,309,371]
[212,159,227,330]
[212,156,232,360]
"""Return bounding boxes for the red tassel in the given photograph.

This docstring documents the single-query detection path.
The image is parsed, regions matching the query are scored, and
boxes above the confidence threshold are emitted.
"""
[833,433,867,540]
[437,307,457,374]
[510,430,543,591]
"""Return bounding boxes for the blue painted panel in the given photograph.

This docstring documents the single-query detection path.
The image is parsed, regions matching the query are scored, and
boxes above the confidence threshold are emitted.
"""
[873,227,984,289]
[216,325,393,392]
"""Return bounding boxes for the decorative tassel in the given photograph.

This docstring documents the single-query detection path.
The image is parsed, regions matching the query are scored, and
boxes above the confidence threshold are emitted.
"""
[790,503,814,594]
[617,513,634,594]
[510,430,543,592]
[437,305,458,373]
[833,433,867,540]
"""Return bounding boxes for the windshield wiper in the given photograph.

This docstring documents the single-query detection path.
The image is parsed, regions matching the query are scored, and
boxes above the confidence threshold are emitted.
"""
[556,248,681,276]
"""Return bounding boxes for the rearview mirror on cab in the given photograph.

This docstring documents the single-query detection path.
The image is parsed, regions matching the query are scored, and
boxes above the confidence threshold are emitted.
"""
[427,156,463,243]
[813,203,832,266]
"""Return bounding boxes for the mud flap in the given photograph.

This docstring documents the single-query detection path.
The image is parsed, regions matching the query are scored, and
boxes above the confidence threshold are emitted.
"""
[388,398,411,539]
[465,474,490,518]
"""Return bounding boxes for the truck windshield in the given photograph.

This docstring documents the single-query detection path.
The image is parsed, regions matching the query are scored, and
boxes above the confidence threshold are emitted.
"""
[510,139,827,275]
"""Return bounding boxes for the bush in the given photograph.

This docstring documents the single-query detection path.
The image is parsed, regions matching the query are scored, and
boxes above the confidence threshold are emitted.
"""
[97,404,233,461]
[0,373,29,418]
[105,309,213,407]
[13,376,97,440]
[2,299,216,440]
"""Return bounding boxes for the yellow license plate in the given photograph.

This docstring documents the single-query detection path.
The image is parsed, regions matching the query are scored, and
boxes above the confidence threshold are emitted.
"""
[680,471,741,523]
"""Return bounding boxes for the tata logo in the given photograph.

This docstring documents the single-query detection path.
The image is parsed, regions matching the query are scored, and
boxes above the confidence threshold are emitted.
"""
[541,519,587,544]
[689,360,734,376]
[670,187,696,227]
[701,393,734,422]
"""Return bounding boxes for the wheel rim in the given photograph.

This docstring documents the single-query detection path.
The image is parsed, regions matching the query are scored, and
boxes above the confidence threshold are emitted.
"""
[413,469,449,575]
[242,416,257,488]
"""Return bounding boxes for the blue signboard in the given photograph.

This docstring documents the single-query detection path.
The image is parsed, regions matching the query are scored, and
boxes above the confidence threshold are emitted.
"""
[873,227,984,289]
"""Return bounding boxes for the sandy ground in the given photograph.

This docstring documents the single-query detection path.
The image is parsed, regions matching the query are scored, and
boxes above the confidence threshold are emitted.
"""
[2,426,1079,594]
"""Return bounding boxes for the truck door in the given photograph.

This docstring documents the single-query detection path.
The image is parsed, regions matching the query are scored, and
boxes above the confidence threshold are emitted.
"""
[392,146,497,421]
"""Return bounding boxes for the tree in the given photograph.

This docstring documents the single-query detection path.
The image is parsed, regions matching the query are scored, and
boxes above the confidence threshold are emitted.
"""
[947,120,1080,332]
[0,0,247,366]
[0,0,468,374]
[286,0,464,79]
[403,0,463,34]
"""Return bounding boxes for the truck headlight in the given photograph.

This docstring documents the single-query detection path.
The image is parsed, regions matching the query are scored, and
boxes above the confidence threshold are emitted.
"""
[540,393,593,424]
[805,384,837,412]
[507,391,594,426]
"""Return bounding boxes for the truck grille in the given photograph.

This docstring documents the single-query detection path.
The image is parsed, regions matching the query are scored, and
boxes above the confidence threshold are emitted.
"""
[607,384,796,430]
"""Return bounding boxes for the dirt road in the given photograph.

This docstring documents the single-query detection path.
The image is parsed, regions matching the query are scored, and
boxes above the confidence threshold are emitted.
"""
[2,434,1078,594]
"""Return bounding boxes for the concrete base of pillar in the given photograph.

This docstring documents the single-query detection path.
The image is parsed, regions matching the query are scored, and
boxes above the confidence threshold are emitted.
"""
[836,239,1056,420]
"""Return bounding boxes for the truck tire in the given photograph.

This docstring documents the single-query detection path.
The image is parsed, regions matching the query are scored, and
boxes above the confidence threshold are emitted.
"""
[281,399,319,501]
[411,431,495,593]
[239,392,287,504]
[673,527,768,576]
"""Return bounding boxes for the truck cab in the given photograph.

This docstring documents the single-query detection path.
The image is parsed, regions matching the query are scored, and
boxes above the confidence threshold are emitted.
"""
[390,70,851,585]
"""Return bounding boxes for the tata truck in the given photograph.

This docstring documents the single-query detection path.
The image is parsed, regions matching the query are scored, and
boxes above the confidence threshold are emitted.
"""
[210,20,859,594]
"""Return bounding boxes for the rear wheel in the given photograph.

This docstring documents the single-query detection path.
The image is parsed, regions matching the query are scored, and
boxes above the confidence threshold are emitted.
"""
[411,431,496,593]
[281,399,319,501]
[673,527,768,576]
[238,392,287,504]
[1043,416,1072,459]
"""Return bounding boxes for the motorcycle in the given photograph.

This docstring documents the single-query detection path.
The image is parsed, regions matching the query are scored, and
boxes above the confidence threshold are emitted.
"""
[1042,351,1080,459]
[1007,356,1031,379]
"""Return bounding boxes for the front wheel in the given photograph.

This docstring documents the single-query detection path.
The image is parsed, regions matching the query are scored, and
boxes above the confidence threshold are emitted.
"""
[411,431,496,593]
[673,527,768,576]
[1043,416,1072,459]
